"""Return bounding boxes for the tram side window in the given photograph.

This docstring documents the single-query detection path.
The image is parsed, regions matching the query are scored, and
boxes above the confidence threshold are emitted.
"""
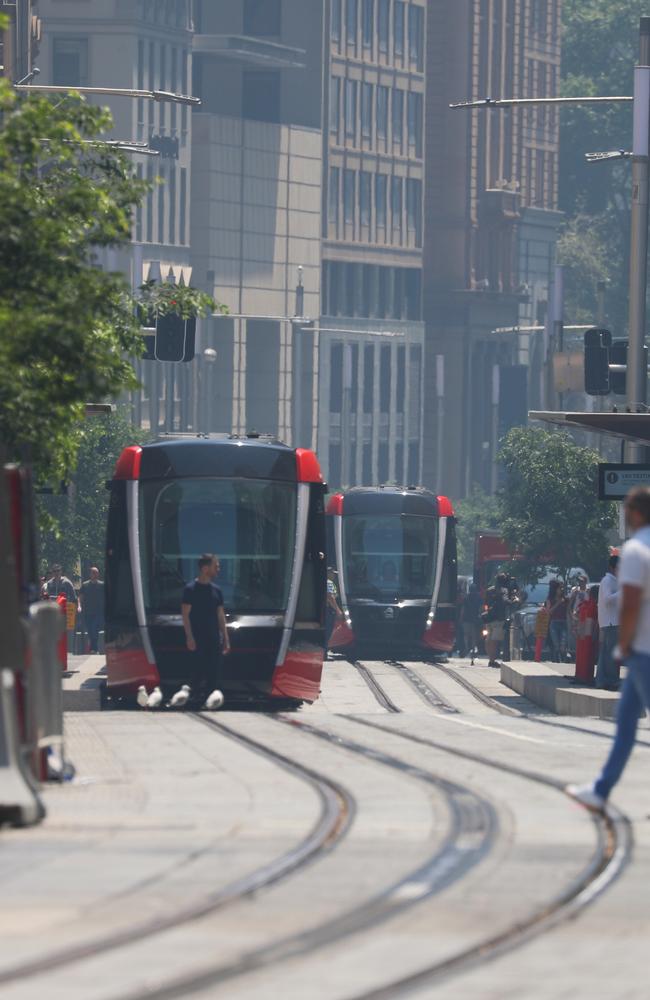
[296,487,327,625]
[437,520,458,608]
[105,486,137,620]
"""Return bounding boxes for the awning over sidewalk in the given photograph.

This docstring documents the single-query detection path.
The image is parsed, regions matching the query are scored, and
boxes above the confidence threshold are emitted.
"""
[530,410,650,444]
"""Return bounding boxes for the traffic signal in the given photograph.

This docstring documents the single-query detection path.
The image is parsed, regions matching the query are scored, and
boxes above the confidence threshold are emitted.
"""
[610,339,627,395]
[584,328,612,395]
[141,315,196,362]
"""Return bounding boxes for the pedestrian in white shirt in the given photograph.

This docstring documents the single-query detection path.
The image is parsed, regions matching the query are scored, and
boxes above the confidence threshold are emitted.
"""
[567,487,650,812]
[595,554,619,690]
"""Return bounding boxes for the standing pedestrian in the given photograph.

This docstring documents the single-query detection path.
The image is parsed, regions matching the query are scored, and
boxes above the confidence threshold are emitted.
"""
[181,553,230,708]
[461,583,482,663]
[596,554,620,691]
[45,564,76,604]
[568,574,588,657]
[484,572,510,668]
[546,580,568,662]
[79,567,105,654]
[567,488,650,812]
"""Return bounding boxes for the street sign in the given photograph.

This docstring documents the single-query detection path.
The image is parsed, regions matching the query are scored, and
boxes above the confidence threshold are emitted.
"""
[598,463,650,500]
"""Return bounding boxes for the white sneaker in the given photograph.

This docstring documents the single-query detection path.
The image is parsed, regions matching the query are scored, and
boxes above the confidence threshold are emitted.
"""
[565,783,606,813]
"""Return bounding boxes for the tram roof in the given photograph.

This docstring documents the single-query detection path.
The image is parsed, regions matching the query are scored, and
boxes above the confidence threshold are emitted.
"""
[329,486,447,517]
[113,434,323,483]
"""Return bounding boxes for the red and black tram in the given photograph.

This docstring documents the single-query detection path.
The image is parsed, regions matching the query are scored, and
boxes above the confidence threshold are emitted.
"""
[105,435,327,708]
[326,487,457,656]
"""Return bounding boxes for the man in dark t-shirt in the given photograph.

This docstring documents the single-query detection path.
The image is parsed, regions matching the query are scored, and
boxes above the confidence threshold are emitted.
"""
[181,553,230,707]
[80,567,105,653]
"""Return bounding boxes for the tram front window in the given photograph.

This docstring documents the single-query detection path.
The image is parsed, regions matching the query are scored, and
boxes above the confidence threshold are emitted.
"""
[343,515,437,600]
[139,478,297,615]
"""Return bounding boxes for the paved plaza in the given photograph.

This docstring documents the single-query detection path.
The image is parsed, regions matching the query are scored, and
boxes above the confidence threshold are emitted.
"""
[1,653,649,999]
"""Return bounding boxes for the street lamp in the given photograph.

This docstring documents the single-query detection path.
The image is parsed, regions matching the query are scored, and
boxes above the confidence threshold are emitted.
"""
[14,84,201,106]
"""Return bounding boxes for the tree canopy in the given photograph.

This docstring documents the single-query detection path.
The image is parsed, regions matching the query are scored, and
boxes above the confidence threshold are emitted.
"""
[0,83,147,480]
[455,486,501,575]
[38,411,150,576]
[498,427,616,582]
[559,1,647,333]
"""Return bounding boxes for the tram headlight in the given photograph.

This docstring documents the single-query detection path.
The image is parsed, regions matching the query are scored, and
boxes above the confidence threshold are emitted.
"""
[426,614,434,628]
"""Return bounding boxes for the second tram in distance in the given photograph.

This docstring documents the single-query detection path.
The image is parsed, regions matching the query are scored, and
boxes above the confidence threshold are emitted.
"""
[326,486,457,656]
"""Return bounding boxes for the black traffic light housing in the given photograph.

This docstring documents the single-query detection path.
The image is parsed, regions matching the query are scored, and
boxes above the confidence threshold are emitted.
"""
[141,314,196,363]
[584,328,612,395]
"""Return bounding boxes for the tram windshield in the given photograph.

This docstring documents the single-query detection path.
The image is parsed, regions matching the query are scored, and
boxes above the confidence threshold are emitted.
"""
[343,515,437,600]
[138,478,297,615]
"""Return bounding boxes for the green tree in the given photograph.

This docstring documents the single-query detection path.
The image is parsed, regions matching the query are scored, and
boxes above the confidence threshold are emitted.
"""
[498,427,616,582]
[455,485,501,575]
[560,1,647,334]
[39,411,149,575]
[0,84,148,481]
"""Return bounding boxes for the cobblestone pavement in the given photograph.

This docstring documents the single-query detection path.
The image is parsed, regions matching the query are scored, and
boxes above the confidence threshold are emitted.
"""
[1,653,648,999]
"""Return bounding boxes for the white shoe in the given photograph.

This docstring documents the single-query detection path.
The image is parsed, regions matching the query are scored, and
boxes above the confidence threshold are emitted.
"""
[565,783,606,813]
[204,689,225,711]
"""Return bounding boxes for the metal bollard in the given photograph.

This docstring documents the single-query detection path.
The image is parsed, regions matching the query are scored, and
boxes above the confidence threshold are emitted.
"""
[0,668,45,826]
[28,602,66,774]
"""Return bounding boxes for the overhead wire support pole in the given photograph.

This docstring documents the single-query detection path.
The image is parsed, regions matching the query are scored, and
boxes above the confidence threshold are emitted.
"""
[627,17,650,463]
[449,96,633,110]
[13,84,201,106]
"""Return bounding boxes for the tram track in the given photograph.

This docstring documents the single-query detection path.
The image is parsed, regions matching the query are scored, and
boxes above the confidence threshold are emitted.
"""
[113,713,498,1000]
[350,659,401,712]
[0,714,353,988]
[344,714,632,1000]
[386,659,459,713]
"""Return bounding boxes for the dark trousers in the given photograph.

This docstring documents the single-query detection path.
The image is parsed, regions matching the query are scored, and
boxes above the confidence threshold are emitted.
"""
[190,641,223,703]
[85,615,102,653]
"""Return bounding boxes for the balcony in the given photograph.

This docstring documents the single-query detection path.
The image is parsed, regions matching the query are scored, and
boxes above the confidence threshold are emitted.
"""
[193,34,306,70]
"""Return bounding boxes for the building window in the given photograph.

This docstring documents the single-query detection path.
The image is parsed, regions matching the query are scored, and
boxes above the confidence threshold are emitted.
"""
[392,88,403,149]
[362,0,374,48]
[169,165,177,244]
[242,70,281,122]
[135,164,143,242]
[170,47,178,133]
[394,1,405,56]
[407,91,423,156]
[329,166,340,226]
[361,82,373,139]
[344,169,355,226]
[346,0,358,46]
[378,0,389,54]
[330,76,341,134]
[146,164,154,243]
[244,0,282,36]
[158,166,166,244]
[331,0,342,41]
[391,176,402,239]
[407,178,422,246]
[345,79,357,139]
[179,167,187,244]
[360,171,371,228]
[408,4,424,68]
[52,37,89,86]
[376,173,387,229]
[377,85,388,139]
[330,343,343,411]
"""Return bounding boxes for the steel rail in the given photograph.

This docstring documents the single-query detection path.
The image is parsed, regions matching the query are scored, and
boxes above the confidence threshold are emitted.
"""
[345,716,632,1000]
[385,659,459,714]
[351,659,402,713]
[0,715,353,986]
[114,715,498,1000]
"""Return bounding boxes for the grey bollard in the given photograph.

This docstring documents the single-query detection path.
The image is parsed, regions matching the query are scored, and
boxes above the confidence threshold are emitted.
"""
[29,602,65,763]
[0,668,45,826]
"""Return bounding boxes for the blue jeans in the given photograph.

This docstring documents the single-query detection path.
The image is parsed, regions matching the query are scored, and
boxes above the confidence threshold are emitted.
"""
[549,620,567,662]
[596,625,619,689]
[595,651,650,799]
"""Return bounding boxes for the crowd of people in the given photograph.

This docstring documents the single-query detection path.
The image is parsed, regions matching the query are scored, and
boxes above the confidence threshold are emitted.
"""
[456,556,622,688]
[40,564,105,654]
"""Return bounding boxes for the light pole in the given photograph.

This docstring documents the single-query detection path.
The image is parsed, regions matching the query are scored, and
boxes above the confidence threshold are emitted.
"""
[627,17,650,461]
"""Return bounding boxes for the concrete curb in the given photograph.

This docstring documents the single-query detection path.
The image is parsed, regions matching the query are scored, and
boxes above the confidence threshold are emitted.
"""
[500,661,620,720]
